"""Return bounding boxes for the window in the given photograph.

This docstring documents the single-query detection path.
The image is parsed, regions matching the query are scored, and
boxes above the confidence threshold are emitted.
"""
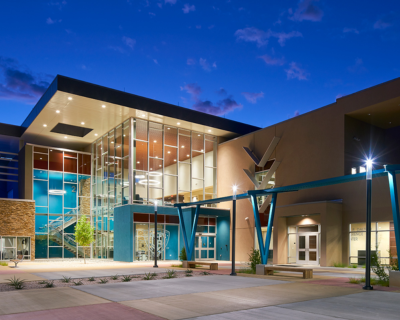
[0,237,31,260]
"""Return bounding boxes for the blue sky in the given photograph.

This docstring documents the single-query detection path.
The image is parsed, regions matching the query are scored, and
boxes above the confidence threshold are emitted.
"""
[0,0,399,128]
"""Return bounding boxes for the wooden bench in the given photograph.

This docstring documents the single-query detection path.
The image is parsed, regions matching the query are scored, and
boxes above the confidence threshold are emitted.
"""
[256,265,313,279]
[10,254,23,268]
[182,261,218,270]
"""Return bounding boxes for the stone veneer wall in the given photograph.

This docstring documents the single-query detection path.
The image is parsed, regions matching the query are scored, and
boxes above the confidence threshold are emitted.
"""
[80,177,91,216]
[0,199,35,260]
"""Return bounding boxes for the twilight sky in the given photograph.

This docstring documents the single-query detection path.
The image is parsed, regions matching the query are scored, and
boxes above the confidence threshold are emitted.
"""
[0,0,399,128]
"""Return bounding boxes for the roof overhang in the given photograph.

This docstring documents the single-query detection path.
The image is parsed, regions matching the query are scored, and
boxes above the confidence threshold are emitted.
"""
[20,75,260,150]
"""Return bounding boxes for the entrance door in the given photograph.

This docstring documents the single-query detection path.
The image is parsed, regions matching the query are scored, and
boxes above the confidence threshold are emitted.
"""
[296,233,319,265]
[195,236,216,260]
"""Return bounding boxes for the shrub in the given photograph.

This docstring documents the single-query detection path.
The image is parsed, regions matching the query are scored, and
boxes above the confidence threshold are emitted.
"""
[122,275,133,282]
[163,269,177,279]
[185,269,193,274]
[333,262,346,268]
[200,271,210,275]
[73,280,83,285]
[143,272,155,280]
[371,252,389,283]
[88,277,95,282]
[44,280,55,288]
[111,275,119,280]
[61,276,71,283]
[348,277,361,284]
[179,247,187,261]
[247,249,261,274]
[185,274,193,277]
[99,278,108,284]
[389,250,399,271]
[171,264,183,268]
[7,276,25,289]
[74,215,94,264]
[0,262,8,267]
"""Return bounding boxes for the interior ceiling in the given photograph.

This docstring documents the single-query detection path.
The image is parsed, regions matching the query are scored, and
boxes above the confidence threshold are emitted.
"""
[346,96,400,129]
[21,91,237,150]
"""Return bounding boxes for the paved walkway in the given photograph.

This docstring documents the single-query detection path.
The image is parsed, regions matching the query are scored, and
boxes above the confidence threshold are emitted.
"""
[0,262,399,319]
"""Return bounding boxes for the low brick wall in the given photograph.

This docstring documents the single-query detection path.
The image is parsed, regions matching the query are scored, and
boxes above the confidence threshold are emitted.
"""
[0,199,35,260]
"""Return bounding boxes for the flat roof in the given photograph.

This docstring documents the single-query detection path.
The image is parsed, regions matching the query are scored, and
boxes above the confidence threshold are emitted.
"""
[19,75,260,149]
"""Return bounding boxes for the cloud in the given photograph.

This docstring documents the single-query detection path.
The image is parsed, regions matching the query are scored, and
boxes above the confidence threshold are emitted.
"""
[46,17,61,24]
[122,36,136,49]
[153,59,158,64]
[182,4,195,13]
[212,62,217,68]
[234,27,270,47]
[216,88,227,96]
[149,12,156,16]
[285,62,309,80]
[348,58,367,74]
[374,12,396,30]
[289,0,323,22]
[241,92,264,104]
[196,25,201,29]
[165,0,176,4]
[199,58,211,71]
[258,54,285,66]
[235,27,302,47]
[0,56,52,104]
[187,58,196,65]
[181,83,242,116]
[293,110,300,117]
[343,27,359,34]
[157,3,162,8]
[48,1,67,10]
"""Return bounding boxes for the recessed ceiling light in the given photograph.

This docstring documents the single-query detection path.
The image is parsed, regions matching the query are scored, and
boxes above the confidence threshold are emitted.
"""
[177,122,180,125]
[201,149,203,152]
[43,124,47,127]
[68,97,72,100]
[168,151,171,154]
[174,159,176,161]
[208,129,211,132]
[95,134,98,136]
[102,105,106,108]
[389,122,392,124]
[198,134,200,136]
[187,154,189,157]
[56,110,60,113]
[150,168,153,170]
[64,136,67,139]
[154,140,157,143]
[40,158,42,160]
[167,127,170,130]
[181,146,185,148]
[81,122,85,125]
[155,156,158,158]
[368,114,371,116]
[137,161,140,164]
[142,114,146,117]
[50,150,53,152]
[111,141,114,144]
[159,165,162,167]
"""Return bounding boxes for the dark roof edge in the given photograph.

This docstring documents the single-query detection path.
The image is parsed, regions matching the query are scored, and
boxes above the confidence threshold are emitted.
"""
[0,122,25,137]
[55,75,260,136]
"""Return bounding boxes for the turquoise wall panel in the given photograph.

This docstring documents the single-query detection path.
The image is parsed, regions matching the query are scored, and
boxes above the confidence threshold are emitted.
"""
[34,180,48,207]
[49,171,63,190]
[114,205,133,262]
[64,183,77,208]
[49,195,62,214]
[166,225,179,260]
[216,216,230,261]
[33,169,48,180]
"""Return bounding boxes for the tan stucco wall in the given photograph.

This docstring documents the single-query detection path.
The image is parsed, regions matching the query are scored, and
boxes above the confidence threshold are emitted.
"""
[0,199,35,260]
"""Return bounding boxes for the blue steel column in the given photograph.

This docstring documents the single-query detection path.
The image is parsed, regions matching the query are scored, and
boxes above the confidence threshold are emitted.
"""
[176,205,200,261]
[250,193,277,265]
[387,171,400,261]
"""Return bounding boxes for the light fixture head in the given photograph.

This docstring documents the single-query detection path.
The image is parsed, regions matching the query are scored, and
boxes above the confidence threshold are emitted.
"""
[43,124,47,127]
[177,122,180,125]
[95,134,98,136]
[102,105,106,108]
[81,122,85,125]
[56,110,60,113]
[208,129,211,132]
[366,158,373,180]
[64,136,67,139]
[68,97,72,100]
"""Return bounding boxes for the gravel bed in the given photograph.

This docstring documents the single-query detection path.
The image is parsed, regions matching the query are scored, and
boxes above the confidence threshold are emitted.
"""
[0,270,213,292]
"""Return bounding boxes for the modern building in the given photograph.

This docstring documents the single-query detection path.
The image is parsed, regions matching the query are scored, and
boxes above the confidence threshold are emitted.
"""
[0,75,399,267]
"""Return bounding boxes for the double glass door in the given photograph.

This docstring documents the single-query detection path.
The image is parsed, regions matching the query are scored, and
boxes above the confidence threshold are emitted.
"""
[195,235,215,260]
[296,233,318,265]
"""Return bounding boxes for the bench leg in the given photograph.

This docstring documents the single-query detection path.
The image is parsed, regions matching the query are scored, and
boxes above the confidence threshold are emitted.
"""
[265,270,274,275]
[303,270,313,279]
[210,265,218,270]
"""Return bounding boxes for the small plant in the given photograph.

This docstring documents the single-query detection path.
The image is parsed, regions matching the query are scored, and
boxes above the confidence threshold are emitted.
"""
[44,280,55,288]
[179,247,187,261]
[74,215,95,264]
[371,252,389,283]
[0,261,8,266]
[61,276,71,283]
[111,275,119,280]
[185,269,193,274]
[350,264,358,268]
[73,280,83,285]
[171,264,183,268]
[88,277,95,282]
[247,249,261,274]
[333,262,346,268]
[200,271,210,275]
[151,272,157,277]
[7,276,25,289]
[143,272,155,280]
[38,280,47,284]
[185,274,193,277]
[99,278,109,284]
[388,250,399,271]
[237,268,254,274]
[122,275,133,282]
[348,277,361,284]
[163,269,177,279]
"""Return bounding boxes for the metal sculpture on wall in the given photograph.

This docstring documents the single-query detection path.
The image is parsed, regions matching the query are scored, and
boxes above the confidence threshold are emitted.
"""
[144,229,170,259]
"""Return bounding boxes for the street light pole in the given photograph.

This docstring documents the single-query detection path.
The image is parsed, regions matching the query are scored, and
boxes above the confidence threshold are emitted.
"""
[231,186,237,276]
[363,159,373,290]
[153,201,158,268]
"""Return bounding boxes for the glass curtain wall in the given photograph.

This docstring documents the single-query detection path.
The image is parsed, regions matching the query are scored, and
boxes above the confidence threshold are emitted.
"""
[33,146,91,259]
[92,120,130,259]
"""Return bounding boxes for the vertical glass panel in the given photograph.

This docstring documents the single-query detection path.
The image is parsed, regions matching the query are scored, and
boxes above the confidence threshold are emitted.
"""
[149,188,163,205]
[134,170,147,203]
[135,141,148,171]
[195,236,199,248]
[123,120,130,157]
[34,169,48,180]
[201,250,207,259]
[208,236,215,248]
[299,251,306,261]
[309,251,317,261]
[122,156,129,187]
[192,152,203,179]
[34,153,48,170]
[64,157,77,173]
[49,195,62,214]
[64,183,77,208]
[205,167,216,194]
[149,129,163,158]
[309,235,317,249]
[49,247,62,258]
[165,126,177,146]
[208,250,214,259]
[35,235,48,259]
[288,233,297,263]
[34,180,48,206]
[35,215,48,234]
[49,171,63,190]
[49,149,63,171]
[135,223,149,261]
[205,140,217,167]
[165,225,179,260]
[178,163,190,191]
[115,125,123,158]
[149,158,163,176]
[201,237,207,248]
[164,146,177,175]
[192,133,204,151]
[78,154,91,175]
[299,236,306,249]
[179,135,191,162]
[192,179,203,202]
[377,222,390,231]
[377,231,390,258]
[64,173,77,183]
[78,175,91,197]
[164,175,177,206]
[34,147,48,153]
[135,119,148,141]
[195,250,199,259]
[64,151,77,158]
[209,226,216,233]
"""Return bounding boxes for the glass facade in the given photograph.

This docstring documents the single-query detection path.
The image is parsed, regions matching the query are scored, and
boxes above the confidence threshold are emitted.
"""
[91,118,218,258]
[33,146,91,259]
[0,236,30,260]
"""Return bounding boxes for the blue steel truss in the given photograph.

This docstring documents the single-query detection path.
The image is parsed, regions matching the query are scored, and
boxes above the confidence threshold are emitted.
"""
[175,167,400,265]
[176,205,200,261]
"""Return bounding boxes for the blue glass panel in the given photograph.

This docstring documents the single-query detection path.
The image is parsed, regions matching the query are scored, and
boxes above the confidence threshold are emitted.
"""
[195,236,199,248]
[165,225,179,260]
[33,180,48,206]
[209,226,216,233]
[208,250,215,259]
[64,173,77,183]
[201,250,207,258]
[64,183,77,208]
[35,206,48,214]
[109,218,114,232]
[49,195,62,214]
[49,171,63,190]
[103,217,108,231]
[196,225,208,233]
[35,215,48,234]
[195,250,199,259]
[201,237,207,248]
[33,169,48,180]
[64,248,76,258]
[49,247,62,258]
[208,237,215,248]
[64,215,77,233]
[64,208,76,214]
[35,236,48,259]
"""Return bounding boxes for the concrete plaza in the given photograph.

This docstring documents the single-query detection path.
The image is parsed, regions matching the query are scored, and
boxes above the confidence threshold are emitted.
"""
[0,261,399,319]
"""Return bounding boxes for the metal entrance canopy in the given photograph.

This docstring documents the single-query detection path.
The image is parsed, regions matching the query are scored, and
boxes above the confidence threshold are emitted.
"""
[175,165,400,265]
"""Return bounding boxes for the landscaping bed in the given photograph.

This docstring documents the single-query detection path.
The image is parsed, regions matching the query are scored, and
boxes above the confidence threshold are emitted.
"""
[0,269,213,292]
